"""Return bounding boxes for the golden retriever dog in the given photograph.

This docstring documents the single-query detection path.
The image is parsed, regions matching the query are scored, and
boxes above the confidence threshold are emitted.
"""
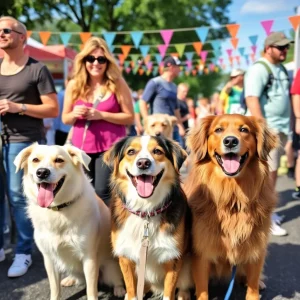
[14,144,125,300]
[103,135,189,300]
[184,114,278,300]
[143,114,177,138]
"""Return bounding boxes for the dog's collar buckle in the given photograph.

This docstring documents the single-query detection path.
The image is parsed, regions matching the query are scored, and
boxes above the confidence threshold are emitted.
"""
[48,201,74,211]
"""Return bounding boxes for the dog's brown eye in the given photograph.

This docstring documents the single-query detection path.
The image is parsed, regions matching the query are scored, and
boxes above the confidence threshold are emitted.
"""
[240,127,249,133]
[127,149,136,156]
[153,148,163,155]
[215,128,223,133]
[32,158,39,163]
[55,158,64,163]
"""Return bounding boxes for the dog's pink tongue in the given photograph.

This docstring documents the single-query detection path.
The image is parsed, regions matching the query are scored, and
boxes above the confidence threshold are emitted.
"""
[37,183,55,208]
[222,155,240,174]
[136,175,154,198]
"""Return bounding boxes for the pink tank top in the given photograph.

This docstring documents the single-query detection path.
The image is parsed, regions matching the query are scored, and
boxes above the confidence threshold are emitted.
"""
[72,93,126,153]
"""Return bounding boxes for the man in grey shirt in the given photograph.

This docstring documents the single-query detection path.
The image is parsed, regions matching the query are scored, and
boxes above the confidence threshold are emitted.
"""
[140,56,186,145]
[0,16,58,277]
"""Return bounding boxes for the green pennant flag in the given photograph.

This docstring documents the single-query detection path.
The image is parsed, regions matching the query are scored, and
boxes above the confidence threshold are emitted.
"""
[130,54,140,64]
[133,66,139,75]
[174,44,186,57]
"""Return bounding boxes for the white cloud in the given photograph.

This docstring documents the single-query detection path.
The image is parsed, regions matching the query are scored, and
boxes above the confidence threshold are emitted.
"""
[240,0,288,14]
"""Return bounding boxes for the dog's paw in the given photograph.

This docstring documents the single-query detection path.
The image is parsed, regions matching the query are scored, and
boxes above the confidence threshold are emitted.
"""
[259,280,266,290]
[61,276,77,287]
[113,285,126,298]
[177,290,191,300]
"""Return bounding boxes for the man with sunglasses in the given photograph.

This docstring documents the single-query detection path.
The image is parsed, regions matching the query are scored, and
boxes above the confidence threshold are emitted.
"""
[0,16,58,277]
[244,31,293,237]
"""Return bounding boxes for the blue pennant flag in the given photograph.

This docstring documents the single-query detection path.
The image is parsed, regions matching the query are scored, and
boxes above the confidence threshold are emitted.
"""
[139,45,150,58]
[131,31,144,48]
[185,52,194,61]
[152,66,159,76]
[211,40,221,52]
[195,27,209,42]
[103,32,116,48]
[249,35,258,46]
[238,47,245,56]
[60,33,72,46]
[155,54,162,64]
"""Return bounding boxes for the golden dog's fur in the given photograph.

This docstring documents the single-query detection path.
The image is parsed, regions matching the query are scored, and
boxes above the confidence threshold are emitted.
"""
[184,115,278,300]
[143,114,177,138]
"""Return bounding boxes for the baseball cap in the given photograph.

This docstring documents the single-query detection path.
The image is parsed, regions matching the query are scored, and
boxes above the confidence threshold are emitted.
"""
[264,32,294,47]
[230,69,244,77]
[163,56,182,67]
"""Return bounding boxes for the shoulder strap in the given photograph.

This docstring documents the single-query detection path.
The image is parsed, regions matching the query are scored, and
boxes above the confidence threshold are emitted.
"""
[254,60,272,75]
[254,61,274,99]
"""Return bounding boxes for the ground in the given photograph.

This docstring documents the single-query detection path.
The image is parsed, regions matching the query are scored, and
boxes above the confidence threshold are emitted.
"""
[0,175,300,300]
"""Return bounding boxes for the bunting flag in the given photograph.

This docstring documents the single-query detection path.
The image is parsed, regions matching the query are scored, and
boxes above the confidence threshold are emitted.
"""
[195,27,209,42]
[230,38,239,49]
[118,54,125,65]
[226,49,233,57]
[219,58,224,64]
[138,69,144,75]
[249,35,258,45]
[60,33,72,46]
[288,15,300,31]
[139,45,150,58]
[155,54,162,64]
[130,31,143,48]
[121,45,132,59]
[226,24,240,38]
[39,31,51,45]
[157,44,168,58]
[261,20,274,35]
[185,52,194,61]
[174,44,186,57]
[238,47,245,56]
[125,67,131,74]
[210,40,221,52]
[130,54,139,64]
[251,45,257,54]
[193,42,202,55]
[160,30,173,45]
[80,32,91,43]
[152,66,158,76]
[103,32,116,48]
[186,60,193,69]
[200,51,208,63]
[27,31,32,38]
[144,55,151,65]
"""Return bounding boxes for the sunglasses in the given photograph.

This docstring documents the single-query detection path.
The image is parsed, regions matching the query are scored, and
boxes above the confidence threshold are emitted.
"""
[271,44,290,51]
[0,28,23,35]
[84,55,108,64]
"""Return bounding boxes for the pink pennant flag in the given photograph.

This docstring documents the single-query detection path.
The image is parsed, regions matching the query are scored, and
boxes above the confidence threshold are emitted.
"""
[160,30,174,45]
[125,67,131,74]
[157,45,168,58]
[219,58,224,64]
[147,62,153,69]
[251,45,257,54]
[209,63,215,71]
[261,20,274,36]
[186,60,192,69]
[200,51,208,63]
[226,49,233,57]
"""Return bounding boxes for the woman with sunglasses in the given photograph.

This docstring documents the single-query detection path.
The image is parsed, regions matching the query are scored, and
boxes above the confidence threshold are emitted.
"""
[62,37,134,205]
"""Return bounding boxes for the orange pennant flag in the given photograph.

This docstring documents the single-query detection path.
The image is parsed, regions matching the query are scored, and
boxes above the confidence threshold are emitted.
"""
[39,31,51,45]
[118,54,125,65]
[226,24,240,38]
[193,42,202,55]
[121,45,132,59]
[192,69,197,76]
[138,69,144,75]
[170,52,179,58]
[79,44,85,51]
[80,32,91,44]
[231,38,239,49]
[288,15,300,31]
[144,55,151,65]
[229,56,234,64]
[130,61,135,68]
[27,31,32,38]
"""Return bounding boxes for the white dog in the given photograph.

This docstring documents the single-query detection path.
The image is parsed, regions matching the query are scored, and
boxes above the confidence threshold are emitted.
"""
[14,143,125,300]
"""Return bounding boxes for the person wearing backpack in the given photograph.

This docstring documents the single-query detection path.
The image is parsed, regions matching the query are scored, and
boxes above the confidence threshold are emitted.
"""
[244,31,293,236]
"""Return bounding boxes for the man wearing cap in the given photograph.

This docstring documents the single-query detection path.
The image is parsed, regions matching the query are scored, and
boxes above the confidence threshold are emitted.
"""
[140,56,186,144]
[219,68,245,114]
[244,31,293,236]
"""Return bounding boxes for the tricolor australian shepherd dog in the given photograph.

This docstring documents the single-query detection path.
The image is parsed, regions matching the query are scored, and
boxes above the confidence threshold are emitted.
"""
[103,135,189,300]
[185,115,278,300]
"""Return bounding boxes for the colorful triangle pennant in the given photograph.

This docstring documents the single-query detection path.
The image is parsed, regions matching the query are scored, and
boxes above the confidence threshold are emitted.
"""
[160,30,173,45]
[103,32,116,48]
[226,24,240,38]
[80,32,91,43]
[261,20,274,35]
[60,33,72,46]
[195,27,209,42]
[249,35,258,45]
[193,42,202,55]
[230,38,239,49]
[200,51,208,63]
[121,45,132,59]
[288,15,300,31]
[139,45,150,58]
[131,31,143,48]
[174,44,186,57]
[157,44,168,58]
[39,31,51,45]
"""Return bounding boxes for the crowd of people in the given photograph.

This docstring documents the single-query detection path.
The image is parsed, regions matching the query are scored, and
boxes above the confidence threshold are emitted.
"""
[0,15,300,283]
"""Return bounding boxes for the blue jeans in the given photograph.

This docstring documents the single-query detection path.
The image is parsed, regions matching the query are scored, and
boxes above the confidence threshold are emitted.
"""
[2,142,40,255]
[0,173,5,250]
[173,127,184,148]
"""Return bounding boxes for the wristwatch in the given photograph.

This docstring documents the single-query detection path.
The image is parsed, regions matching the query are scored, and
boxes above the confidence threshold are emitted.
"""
[19,103,27,115]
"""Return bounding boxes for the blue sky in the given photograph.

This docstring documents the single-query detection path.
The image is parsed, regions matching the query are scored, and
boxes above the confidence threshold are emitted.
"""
[220,0,300,71]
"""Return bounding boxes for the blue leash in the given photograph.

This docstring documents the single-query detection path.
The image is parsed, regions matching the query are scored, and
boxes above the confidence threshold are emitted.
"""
[224,265,237,300]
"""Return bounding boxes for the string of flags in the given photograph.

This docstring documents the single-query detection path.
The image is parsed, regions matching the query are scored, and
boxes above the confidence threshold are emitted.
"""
[29,15,300,76]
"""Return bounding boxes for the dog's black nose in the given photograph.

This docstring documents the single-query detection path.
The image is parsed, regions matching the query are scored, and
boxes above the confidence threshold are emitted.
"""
[155,132,161,136]
[136,158,152,170]
[36,168,51,179]
[223,136,239,148]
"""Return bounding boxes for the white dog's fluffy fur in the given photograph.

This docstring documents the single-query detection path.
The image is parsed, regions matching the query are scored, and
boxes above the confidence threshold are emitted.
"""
[14,144,125,300]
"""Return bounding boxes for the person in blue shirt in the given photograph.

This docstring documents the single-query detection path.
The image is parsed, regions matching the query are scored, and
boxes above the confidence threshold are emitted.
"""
[140,56,186,145]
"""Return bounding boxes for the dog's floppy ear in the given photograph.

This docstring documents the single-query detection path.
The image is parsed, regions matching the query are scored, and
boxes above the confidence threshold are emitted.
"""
[186,115,215,161]
[164,139,188,172]
[63,145,91,170]
[250,117,279,161]
[14,143,38,172]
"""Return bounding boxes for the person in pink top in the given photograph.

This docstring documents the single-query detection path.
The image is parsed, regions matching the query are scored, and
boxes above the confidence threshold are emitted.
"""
[62,37,134,205]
